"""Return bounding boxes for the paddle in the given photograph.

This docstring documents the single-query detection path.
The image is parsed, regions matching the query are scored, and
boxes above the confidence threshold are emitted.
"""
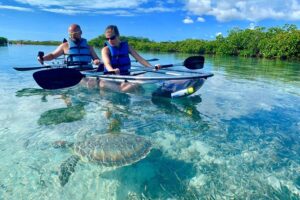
[32,68,147,90]
[131,55,205,75]
[13,58,160,71]
[14,65,53,71]
[33,56,205,90]
[33,68,84,90]
[132,56,204,71]
[155,56,204,70]
[131,58,159,62]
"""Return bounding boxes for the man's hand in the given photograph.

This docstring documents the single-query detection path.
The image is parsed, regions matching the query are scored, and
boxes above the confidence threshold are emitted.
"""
[37,51,44,64]
[93,59,101,65]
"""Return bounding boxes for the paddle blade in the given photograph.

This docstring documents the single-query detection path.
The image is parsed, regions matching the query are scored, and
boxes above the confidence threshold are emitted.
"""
[33,68,83,90]
[183,56,205,69]
[13,66,50,71]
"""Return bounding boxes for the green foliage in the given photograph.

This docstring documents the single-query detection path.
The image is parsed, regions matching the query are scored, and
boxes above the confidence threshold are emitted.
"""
[0,37,8,46]
[91,24,300,59]
[9,40,61,45]
[88,34,153,48]
[259,27,300,59]
[6,24,300,59]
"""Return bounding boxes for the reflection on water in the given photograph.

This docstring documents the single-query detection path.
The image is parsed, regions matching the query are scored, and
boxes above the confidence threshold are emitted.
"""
[38,104,86,125]
[16,88,87,125]
[209,55,300,84]
[152,95,203,121]
[0,46,300,199]
[100,149,198,199]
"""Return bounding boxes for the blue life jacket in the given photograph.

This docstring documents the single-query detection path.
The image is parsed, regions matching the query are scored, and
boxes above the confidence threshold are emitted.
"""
[67,38,92,66]
[104,41,131,73]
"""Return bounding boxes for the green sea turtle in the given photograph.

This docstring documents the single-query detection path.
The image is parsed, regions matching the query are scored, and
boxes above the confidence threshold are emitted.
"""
[56,133,152,186]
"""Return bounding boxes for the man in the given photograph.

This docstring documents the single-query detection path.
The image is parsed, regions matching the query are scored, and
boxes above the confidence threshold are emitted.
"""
[37,24,100,66]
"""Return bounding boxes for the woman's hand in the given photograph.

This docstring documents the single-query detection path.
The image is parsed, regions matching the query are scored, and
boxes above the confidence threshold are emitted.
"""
[154,64,161,70]
[112,68,120,74]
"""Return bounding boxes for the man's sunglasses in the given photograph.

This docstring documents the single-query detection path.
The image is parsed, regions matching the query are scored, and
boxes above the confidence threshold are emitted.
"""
[69,31,81,36]
[106,35,117,41]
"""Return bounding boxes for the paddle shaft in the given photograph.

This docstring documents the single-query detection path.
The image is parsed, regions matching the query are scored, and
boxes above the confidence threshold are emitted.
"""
[13,58,159,71]
[131,58,159,62]
[13,64,94,71]
[155,56,205,70]
[156,63,179,69]
[131,67,205,76]
[14,65,52,71]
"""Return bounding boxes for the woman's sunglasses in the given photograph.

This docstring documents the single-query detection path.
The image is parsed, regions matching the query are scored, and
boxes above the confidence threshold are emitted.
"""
[106,35,117,41]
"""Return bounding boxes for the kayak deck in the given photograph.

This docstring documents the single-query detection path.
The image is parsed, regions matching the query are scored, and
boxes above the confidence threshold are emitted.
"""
[32,67,214,98]
[82,70,213,83]
[82,69,213,98]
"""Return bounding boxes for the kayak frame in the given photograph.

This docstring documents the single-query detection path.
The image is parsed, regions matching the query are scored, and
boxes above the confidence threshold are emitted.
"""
[83,71,214,82]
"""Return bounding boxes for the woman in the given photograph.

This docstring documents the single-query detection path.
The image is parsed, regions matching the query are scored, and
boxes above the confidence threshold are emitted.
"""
[100,25,160,92]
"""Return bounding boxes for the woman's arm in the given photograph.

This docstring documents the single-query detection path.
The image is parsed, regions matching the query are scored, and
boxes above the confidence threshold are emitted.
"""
[101,46,120,73]
[128,45,153,68]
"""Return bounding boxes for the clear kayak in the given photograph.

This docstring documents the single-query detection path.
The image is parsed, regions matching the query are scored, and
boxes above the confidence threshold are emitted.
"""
[16,56,213,98]
[81,69,213,98]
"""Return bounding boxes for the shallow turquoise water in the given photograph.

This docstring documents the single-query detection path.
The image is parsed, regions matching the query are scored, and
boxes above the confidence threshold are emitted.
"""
[0,45,300,199]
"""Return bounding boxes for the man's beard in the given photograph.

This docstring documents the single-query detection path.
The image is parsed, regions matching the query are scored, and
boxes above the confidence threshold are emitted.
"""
[74,38,81,44]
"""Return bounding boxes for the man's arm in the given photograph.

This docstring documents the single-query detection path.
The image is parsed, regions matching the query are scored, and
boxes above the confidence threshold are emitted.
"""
[38,43,65,64]
[89,46,101,65]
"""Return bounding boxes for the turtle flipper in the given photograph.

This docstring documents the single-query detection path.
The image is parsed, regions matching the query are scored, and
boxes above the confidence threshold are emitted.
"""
[59,155,80,186]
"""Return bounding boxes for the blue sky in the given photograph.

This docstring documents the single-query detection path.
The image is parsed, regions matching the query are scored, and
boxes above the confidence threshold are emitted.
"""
[1,0,300,42]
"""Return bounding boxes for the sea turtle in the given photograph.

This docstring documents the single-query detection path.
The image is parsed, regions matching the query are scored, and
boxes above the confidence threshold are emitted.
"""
[56,133,152,186]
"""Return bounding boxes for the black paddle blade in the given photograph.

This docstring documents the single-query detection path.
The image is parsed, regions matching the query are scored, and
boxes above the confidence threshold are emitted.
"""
[184,56,205,69]
[33,68,83,90]
[13,66,50,71]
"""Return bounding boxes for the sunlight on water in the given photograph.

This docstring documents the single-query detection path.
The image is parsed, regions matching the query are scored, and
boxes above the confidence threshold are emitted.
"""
[0,45,300,199]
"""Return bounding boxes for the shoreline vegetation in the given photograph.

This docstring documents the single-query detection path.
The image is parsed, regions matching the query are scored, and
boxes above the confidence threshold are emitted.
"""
[5,24,300,60]
[9,40,60,46]
[0,37,8,46]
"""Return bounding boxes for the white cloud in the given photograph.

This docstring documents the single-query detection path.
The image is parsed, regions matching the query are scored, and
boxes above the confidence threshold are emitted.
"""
[183,16,194,24]
[14,0,146,9]
[249,22,256,30]
[136,7,174,13]
[42,8,90,15]
[42,8,135,16]
[8,0,177,15]
[185,0,211,15]
[197,17,205,22]
[0,5,32,11]
[6,0,300,22]
[95,10,135,16]
[185,0,300,21]
[216,32,222,36]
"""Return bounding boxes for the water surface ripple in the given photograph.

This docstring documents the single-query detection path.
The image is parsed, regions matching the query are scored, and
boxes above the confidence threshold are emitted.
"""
[0,46,299,199]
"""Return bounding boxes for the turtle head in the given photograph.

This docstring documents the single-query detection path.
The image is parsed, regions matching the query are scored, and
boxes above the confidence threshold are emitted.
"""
[53,141,74,149]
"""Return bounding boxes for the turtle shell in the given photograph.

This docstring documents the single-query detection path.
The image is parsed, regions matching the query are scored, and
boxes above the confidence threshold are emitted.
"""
[73,133,151,167]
